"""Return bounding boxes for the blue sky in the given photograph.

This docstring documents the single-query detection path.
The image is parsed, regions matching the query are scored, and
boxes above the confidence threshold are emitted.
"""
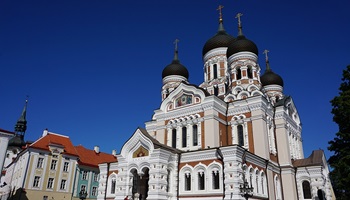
[1,0,349,160]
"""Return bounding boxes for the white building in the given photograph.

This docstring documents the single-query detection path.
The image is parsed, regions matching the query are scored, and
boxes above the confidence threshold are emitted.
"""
[95,8,335,200]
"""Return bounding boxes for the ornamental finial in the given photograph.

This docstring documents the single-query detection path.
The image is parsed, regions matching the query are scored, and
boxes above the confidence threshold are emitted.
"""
[235,13,243,36]
[217,5,224,22]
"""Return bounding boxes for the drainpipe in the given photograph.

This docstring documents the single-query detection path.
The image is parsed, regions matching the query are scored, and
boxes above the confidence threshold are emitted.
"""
[104,163,110,200]
[265,160,270,198]
[294,167,300,200]
[216,148,225,200]
[177,153,181,200]
[71,162,79,199]
[20,151,30,200]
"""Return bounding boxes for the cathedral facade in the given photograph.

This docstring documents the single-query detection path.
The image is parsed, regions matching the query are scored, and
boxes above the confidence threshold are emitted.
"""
[97,9,334,200]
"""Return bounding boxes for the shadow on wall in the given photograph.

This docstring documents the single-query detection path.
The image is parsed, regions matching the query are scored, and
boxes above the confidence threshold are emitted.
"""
[8,188,28,200]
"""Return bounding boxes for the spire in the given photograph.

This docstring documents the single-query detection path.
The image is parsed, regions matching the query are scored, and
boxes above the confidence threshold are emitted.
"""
[217,5,225,31]
[235,13,243,36]
[173,39,180,63]
[263,49,271,71]
[14,98,28,135]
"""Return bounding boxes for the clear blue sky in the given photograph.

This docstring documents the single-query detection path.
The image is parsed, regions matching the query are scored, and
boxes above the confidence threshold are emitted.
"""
[1,0,349,160]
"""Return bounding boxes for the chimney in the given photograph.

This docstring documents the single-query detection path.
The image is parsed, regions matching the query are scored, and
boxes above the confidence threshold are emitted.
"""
[94,146,100,154]
[112,149,117,156]
[42,128,48,137]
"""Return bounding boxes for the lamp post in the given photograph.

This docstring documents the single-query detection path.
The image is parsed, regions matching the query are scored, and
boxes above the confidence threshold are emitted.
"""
[239,170,254,200]
[79,189,87,200]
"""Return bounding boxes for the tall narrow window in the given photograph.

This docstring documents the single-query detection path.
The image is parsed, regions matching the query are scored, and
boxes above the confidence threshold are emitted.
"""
[92,186,97,196]
[60,179,66,190]
[302,181,312,199]
[213,64,218,79]
[237,125,244,146]
[93,173,99,182]
[198,172,205,190]
[82,171,88,180]
[185,173,191,191]
[212,171,220,189]
[247,66,253,78]
[192,125,198,146]
[37,158,44,168]
[172,129,177,148]
[50,160,57,170]
[236,68,242,80]
[63,162,69,172]
[111,178,116,194]
[33,176,40,187]
[182,127,187,147]
[166,170,170,192]
[47,178,54,189]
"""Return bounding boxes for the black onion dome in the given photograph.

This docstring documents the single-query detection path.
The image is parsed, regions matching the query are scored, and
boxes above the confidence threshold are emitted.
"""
[202,21,235,56]
[226,35,258,58]
[8,135,25,148]
[261,67,284,87]
[162,51,189,79]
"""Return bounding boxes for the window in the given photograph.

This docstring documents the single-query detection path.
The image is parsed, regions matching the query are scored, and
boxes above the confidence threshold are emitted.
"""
[212,171,220,189]
[82,171,88,180]
[192,125,198,146]
[166,170,170,192]
[92,186,97,196]
[237,125,244,146]
[302,181,312,199]
[213,64,218,79]
[50,160,57,170]
[185,173,191,191]
[111,178,116,194]
[47,178,54,189]
[37,157,44,168]
[214,86,219,96]
[81,185,86,192]
[182,127,187,148]
[198,172,205,190]
[247,66,253,78]
[172,129,177,148]
[236,68,242,80]
[63,162,69,172]
[33,176,40,187]
[60,179,66,190]
[93,173,99,182]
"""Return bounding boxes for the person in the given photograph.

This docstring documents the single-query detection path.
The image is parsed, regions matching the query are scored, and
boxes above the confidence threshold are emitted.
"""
[124,196,129,200]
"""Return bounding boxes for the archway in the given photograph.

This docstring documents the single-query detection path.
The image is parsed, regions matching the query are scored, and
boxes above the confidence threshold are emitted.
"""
[131,168,149,200]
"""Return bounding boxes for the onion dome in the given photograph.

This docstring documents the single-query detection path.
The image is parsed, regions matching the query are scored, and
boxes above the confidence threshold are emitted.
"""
[202,18,235,56]
[8,135,25,148]
[260,51,284,87]
[226,13,258,58]
[162,40,189,79]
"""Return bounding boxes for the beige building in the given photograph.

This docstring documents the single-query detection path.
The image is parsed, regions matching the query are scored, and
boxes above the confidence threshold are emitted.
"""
[3,129,79,200]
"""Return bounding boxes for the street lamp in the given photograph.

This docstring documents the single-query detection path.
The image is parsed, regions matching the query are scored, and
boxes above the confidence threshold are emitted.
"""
[79,189,87,200]
[239,170,254,200]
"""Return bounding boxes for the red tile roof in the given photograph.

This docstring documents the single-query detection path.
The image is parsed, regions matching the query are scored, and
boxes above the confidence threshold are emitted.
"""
[29,132,79,157]
[75,145,117,168]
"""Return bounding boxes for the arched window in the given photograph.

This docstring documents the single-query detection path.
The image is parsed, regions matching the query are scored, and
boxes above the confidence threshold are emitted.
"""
[193,125,198,146]
[212,170,220,189]
[237,125,244,146]
[213,64,218,79]
[302,181,312,199]
[236,68,242,80]
[198,171,205,190]
[214,86,219,96]
[185,173,191,191]
[111,177,116,194]
[247,66,253,78]
[172,129,177,148]
[182,127,187,147]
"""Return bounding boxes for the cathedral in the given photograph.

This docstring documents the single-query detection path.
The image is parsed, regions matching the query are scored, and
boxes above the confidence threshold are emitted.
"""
[97,7,334,200]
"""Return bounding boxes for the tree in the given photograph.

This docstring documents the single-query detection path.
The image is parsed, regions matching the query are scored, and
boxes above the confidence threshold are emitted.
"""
[328,65,350,199]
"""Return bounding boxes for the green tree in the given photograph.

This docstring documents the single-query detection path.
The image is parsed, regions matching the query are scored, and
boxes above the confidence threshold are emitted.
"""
[328,65,350,199]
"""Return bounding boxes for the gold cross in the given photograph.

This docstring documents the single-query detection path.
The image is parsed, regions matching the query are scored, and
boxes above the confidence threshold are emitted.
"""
[235,13,243,27]
[263,49,270,62]
[217,5,224,20]
[174,39,179,51]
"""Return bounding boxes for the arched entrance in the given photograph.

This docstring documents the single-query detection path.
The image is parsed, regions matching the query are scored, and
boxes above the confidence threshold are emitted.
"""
[131,168,149,200]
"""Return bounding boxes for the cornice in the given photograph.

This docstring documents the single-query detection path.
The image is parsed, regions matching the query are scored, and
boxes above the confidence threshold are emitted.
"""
[203,47,227,61]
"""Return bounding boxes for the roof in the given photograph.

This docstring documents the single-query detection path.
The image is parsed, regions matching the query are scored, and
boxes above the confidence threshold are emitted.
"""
[293,150,325,167]
[75,145,117,168]
[0,128,14,135]
[29,132,79,157]
[138,127,183,154]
